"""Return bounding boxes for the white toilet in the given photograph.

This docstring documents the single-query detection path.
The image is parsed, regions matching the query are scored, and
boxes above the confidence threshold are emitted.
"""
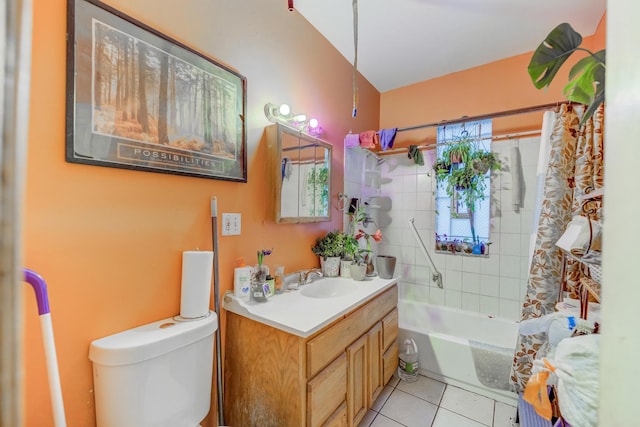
[89,312,218,427]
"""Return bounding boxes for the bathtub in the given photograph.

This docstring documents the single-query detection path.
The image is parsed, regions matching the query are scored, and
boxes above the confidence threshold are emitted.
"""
[398,299,519,405]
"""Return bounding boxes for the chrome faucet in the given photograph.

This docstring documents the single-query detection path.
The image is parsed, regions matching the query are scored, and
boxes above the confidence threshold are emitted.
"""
[302,268,323,284]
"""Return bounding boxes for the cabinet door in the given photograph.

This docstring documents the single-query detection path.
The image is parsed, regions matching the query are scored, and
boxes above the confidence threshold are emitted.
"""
[382,308,398,352]
[322,401,348,427]
[383,342,399,386]
[367,322,384,406]
[308,353,347,427]
[347,334,368,427]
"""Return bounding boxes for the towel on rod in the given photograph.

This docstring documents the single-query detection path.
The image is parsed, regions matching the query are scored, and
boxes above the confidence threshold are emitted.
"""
[511,144,524,212]
[408,145,424,165]
[344,133,360,148]
[359,130,378,148]
[378,128,397,151]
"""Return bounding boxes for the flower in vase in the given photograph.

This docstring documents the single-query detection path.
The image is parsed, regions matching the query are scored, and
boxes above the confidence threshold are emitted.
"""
[355,228,383,246]
[256,248,272,277]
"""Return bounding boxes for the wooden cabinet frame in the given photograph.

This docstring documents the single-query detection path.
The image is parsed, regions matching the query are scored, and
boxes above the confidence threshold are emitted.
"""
[224,285,398,427]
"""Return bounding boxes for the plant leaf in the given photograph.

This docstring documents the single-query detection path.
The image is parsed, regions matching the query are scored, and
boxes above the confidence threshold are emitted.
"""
[563,51,605,104]
[581,90,605,124]
[563,49,605,122]
[528,23,582,89]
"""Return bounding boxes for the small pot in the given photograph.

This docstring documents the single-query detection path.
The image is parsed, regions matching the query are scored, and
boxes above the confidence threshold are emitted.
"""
[320,256,341,277]
[340,259,353,278]
[349,263,367,281]
[376,255,396,279]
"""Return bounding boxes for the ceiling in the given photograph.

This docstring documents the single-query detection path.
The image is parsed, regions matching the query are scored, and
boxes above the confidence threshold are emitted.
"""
[294,0,606,93]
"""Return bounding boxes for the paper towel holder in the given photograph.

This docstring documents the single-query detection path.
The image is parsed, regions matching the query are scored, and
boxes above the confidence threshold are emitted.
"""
[173,311,213,322]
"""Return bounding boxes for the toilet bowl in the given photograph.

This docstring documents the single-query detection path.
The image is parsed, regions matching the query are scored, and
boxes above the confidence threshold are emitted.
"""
[89,312,218,427]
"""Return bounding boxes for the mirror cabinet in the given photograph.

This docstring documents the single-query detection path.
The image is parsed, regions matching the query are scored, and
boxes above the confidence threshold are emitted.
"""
[266,123,332,223]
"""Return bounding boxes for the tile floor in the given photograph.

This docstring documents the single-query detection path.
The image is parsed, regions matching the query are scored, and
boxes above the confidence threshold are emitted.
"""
[358,374,518,427]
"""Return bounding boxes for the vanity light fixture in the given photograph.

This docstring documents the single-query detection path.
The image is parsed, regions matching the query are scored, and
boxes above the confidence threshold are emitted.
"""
[264,102,323,137]
[264,102,292,122]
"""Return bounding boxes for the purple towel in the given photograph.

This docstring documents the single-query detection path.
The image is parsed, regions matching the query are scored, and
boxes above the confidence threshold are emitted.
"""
[379,128,397,151]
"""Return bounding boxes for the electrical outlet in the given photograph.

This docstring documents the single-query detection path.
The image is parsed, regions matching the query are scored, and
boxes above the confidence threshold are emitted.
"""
[221,213,241,236]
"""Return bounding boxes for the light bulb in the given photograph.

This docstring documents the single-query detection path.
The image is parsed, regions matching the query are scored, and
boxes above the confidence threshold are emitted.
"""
[309,118,319,129]
[292,114,307,122]
[278,104,291,116]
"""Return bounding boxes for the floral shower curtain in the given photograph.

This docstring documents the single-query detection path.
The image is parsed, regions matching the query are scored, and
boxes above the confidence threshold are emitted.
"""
[510,104,604,392]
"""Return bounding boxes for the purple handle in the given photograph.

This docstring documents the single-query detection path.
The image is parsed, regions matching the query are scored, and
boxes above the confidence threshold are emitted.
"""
[24,268,50,315]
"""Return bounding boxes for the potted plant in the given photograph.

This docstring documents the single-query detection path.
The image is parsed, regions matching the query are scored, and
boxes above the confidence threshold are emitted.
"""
[340,234,359,278]
[348,248,368,281]
[443,134,473,165]
[311,230,346,277]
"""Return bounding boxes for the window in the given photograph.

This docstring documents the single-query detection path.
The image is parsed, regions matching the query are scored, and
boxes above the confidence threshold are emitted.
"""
[434,120,493,255]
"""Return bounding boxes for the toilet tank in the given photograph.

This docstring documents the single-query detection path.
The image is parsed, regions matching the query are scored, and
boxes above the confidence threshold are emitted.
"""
[89,313,217,427]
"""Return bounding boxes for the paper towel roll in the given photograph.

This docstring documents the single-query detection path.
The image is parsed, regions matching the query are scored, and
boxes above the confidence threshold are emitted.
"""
[180,251,213,318]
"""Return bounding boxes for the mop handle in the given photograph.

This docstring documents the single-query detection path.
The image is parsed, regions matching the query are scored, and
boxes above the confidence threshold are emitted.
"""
[24,269,67,427]
[25,269,49,315]
[210,198,225,426]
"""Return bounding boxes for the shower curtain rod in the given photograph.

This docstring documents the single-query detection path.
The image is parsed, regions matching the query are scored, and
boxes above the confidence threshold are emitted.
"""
[395,101,567,133]
[378,129,542,156]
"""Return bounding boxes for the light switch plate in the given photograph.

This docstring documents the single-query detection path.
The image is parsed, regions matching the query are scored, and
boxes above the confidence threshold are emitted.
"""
[221,213,241,236]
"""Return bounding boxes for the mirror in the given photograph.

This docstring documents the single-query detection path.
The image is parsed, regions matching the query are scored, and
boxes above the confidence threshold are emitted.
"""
[266,123,332,223]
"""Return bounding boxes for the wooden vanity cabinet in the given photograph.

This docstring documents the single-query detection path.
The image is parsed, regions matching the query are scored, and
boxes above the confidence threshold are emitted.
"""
[224,285,398,427]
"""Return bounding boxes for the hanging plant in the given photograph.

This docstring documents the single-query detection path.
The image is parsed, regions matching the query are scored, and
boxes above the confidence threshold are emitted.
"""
[431,132,501,242]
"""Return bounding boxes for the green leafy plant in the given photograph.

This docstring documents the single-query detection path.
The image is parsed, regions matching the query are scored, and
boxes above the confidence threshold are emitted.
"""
[431,133,501,243]
[528,22,605,122]
[345,234,368,265]
[311,230,347,259]
[345,205,382,266]
[342,234,360,261]
[432,136,501,208]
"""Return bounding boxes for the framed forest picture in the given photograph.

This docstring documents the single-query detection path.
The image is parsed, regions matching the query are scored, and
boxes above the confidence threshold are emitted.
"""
[66,0,247,182]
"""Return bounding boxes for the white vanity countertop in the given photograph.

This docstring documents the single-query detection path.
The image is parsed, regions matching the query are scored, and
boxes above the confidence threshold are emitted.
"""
[223,276,398,338]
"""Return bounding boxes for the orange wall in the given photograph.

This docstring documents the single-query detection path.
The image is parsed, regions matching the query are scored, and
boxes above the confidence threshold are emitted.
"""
[23,2,606,425]
[22,0,379,425]
[381,14,607,148]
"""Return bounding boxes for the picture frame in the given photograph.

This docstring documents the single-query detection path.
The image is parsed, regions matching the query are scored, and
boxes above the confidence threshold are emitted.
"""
[66,0,247,182]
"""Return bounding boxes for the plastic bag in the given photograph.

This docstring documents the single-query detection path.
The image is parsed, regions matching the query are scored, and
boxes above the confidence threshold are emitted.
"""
[553,334,600,427]
[523,369,552,420]
[527,334,600,427]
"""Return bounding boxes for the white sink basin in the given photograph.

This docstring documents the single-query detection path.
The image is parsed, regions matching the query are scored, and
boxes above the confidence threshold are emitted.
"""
[301,280,358,298]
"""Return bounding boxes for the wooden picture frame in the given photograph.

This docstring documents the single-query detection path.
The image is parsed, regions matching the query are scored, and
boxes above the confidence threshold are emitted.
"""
[66,0,247,182]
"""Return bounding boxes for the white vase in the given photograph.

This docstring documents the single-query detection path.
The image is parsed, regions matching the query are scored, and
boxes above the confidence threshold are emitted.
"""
[320,256,341,277]
[349,263,367,281]
[340,259,353,278]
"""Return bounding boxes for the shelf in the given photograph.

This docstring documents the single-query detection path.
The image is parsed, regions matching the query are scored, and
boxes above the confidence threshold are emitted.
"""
[561,248,601,267]
[579,277,601,303]
[561,248,602,285]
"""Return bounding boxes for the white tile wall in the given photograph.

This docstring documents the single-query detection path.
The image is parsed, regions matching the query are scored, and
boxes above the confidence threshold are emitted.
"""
[346,136,541,321]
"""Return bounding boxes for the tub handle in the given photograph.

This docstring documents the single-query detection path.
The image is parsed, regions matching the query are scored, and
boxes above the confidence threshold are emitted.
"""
[408,218,444,288]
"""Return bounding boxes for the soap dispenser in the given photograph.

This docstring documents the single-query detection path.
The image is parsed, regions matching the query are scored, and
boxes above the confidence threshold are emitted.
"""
[233,258,252,301]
